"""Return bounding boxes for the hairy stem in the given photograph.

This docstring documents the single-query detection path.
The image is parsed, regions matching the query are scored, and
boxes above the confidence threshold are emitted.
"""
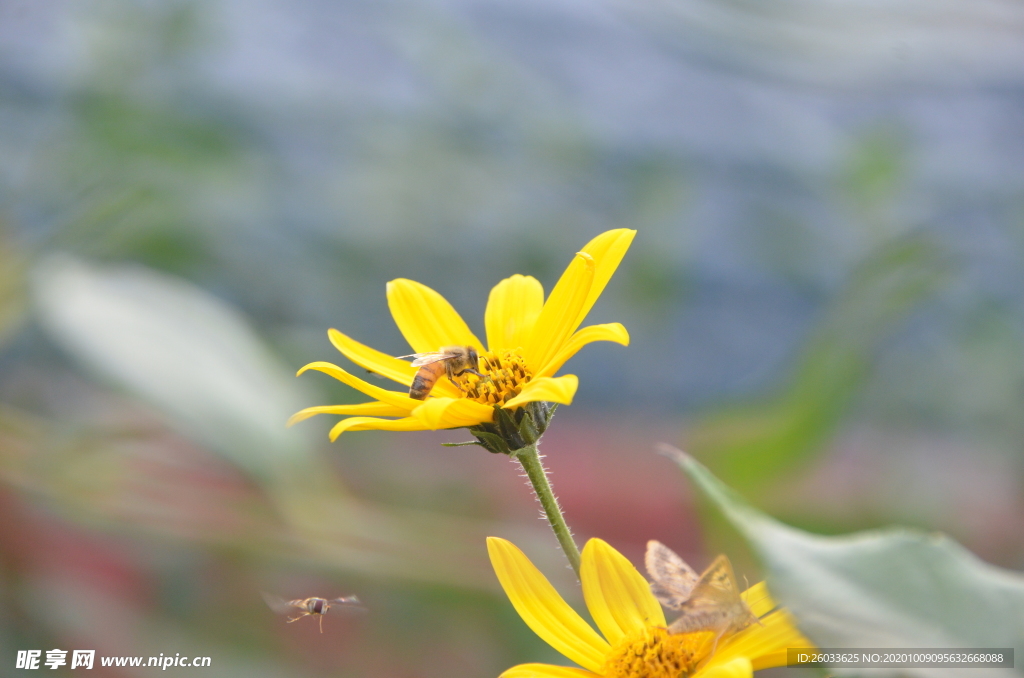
[515,442,581,579]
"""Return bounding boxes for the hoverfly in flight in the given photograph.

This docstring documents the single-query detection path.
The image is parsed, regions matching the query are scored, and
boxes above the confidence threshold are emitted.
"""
[262,592,365,633]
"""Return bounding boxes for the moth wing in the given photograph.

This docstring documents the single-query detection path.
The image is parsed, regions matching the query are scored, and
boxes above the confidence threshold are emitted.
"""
[695,555,740,598]
[669,555,755,634]
[645,540,699,610]
[261,592,299,615]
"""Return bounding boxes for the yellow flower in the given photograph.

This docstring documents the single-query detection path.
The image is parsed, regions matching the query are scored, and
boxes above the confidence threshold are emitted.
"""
[487,537,813,678]
[289,229,635,445]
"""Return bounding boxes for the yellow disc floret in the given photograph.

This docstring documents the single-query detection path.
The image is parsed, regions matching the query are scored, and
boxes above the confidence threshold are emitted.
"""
[453,349,533,406]
[604,627,713,678]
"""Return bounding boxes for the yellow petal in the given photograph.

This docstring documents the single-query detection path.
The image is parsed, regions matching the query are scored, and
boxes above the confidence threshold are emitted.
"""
[327,328,462,399]
[695,657,753,678]
[712,608,811,672]
[328,416,428,440]
[576,229,635,329]
[749,651,788,672]
[287,402,409,426]
[740,581,775,619]
[297,362,420,410]
[502,375,579,410]
[487,537,610,673]
[581,539,665,645]
[323,331,456,401]
[328,328,417,385]
[524,253,595,372]
[748,611,814,671]
[535,323,630,379]
[486,274,545,352]
[520,230,635,370]
[500,664,599,678]
[410,396,494,430]
[386,278,484,354]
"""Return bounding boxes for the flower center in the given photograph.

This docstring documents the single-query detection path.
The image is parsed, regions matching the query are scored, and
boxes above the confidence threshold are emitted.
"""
[604,627,710,678]
[452,349,532,406]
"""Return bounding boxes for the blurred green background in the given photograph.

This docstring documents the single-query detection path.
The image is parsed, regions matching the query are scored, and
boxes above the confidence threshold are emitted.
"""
[1,0,1023,675]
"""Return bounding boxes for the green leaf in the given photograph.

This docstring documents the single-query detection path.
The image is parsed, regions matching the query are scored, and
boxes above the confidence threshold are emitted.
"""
[666,448,1024,678]
[688,236,948,493]
[30,255,316,481]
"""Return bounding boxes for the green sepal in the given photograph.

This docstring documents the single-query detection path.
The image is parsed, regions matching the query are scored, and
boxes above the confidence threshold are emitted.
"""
[495,407,525,449]
[468,429,513,455]
[459,400,560,456]
[516,408,540,446]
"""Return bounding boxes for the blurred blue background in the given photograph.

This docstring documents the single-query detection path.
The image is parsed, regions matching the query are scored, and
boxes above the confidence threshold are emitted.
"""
[1,0,1023,675]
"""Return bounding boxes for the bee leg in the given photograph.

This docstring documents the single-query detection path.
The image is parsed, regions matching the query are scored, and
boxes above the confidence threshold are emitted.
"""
[319,615,324,634]
[286,612,308,623]
[447,377,470,393]
[445,363,473,393]
[453,365,489,383]
[444,363,461,388]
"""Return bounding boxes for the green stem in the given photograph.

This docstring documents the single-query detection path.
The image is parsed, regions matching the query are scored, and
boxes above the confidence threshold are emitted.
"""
[515,441,582,579]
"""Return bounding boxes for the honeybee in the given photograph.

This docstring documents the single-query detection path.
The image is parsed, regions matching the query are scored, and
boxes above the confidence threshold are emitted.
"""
[262,592,365,633]
[399,345,483,400]
[645,541,757,651]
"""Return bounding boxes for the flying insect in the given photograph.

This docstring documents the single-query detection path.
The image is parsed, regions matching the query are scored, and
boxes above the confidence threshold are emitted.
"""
[262,593,364,633]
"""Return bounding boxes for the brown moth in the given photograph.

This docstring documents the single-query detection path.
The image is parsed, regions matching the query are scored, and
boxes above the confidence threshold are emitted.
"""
[645,541,758,647]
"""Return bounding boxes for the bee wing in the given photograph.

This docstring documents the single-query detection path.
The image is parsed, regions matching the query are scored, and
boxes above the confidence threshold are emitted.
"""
[261,592,300,615]
[395,351,451,367]
[669,555,755,635]
[645,540,700,610]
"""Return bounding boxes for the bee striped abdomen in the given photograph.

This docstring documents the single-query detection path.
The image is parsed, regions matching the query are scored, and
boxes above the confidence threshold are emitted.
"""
[409,362,446,400]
